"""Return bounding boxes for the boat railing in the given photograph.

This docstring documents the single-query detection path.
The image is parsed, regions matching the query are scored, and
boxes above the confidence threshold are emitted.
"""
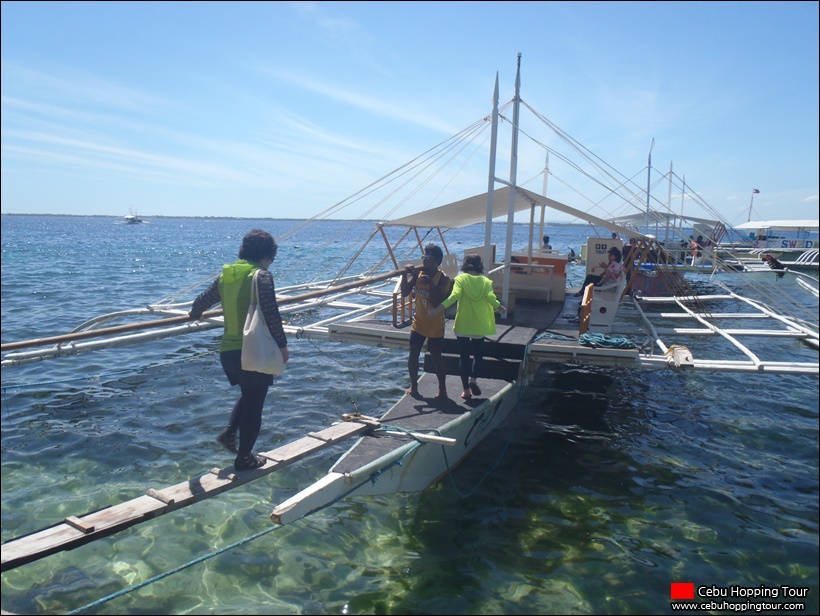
[392,283,414,328]
[389,260,422,328]
[795,249,819,265]
[578,282,595,334]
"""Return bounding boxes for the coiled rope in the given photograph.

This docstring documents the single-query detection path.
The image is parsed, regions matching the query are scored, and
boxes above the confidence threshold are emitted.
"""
[578,333,637,349]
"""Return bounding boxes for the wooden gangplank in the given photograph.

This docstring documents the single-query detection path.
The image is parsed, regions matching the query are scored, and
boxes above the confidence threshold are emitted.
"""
[1,419,377,572]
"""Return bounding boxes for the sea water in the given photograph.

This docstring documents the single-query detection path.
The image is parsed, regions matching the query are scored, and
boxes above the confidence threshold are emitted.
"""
[1,215,817,615]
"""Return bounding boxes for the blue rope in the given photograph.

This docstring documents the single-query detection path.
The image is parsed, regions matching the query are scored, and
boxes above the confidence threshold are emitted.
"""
[367,437,422,485]
[66,523,282,615]
[578,332,637,349]
[532,330,577,342]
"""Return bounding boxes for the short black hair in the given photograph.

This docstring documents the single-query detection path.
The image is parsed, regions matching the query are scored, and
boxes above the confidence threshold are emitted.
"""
[423,243,443,265]
[239,229,278,262]
[607,246,622,262]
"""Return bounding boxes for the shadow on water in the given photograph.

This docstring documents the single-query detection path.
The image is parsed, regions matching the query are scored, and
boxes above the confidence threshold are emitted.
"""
[369,365,819,615]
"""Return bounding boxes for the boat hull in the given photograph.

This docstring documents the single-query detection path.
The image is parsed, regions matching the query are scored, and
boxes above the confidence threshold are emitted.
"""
[271,375,520,524]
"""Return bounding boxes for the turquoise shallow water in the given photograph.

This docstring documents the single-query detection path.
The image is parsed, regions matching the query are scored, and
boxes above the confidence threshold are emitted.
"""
[1,214,818,615]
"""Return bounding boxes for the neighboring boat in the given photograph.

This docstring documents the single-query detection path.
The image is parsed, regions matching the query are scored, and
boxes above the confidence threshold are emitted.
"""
[721,219,819,271]
[2,56,818,574]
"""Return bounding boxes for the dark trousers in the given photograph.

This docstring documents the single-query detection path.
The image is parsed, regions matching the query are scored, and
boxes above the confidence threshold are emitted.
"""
[220,350,272,455]
[456,336,485,389]
[581,274,603,289]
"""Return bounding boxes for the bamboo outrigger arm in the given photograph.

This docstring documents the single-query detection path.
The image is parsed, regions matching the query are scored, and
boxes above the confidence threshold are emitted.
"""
[1,268,407,354]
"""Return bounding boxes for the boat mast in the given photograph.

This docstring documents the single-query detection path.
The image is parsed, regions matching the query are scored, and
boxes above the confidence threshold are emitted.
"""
[645,138,654,233]
[501,53,523,313]
[484,74,500,270]
[539,153,549,249]
[665,161,673,244]
[747,189,757,222]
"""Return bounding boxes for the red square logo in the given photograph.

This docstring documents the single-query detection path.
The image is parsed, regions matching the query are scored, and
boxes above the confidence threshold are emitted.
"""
[671,582,695,600]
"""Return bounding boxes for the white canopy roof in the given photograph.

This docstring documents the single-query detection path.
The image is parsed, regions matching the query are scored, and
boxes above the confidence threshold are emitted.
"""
[609,211,721,227]
[734,220,819,232]
[384,186,648,239]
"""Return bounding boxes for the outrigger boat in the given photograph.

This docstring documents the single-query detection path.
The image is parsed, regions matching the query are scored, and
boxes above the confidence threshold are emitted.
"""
[721,219,819,272]
[2,57,818,579]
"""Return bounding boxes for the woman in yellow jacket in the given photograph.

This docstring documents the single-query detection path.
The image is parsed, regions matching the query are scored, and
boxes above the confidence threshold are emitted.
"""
[431,254,506,400]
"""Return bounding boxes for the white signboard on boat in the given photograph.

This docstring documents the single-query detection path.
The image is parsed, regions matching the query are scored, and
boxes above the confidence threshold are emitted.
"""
[585,238,622,278]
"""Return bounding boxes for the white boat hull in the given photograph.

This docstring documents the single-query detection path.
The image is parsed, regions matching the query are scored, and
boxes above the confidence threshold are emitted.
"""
[271,377,520,525]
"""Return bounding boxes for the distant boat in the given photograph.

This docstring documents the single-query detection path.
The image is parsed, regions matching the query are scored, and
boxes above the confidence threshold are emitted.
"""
[123,208,145,224]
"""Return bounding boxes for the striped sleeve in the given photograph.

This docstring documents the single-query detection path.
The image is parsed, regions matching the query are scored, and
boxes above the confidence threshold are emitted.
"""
[257,270,288,348]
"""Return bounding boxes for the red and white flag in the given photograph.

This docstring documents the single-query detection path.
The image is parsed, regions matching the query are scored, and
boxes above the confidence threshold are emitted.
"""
[752,189,760,194]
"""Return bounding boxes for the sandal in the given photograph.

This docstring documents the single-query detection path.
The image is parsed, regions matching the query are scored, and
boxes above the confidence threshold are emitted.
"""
[461,390,472,400]
[216,429,238,454]
[234,453,266,471]
[469,381,481,396]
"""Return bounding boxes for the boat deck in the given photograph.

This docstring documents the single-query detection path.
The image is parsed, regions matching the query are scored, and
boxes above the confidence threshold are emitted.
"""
[333,373,509,475]
[328,294,641,372]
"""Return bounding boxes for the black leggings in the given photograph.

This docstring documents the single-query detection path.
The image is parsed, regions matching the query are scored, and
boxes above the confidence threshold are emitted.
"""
[456,336,485,389]
[580,274,603,290]
[220,350,272,455]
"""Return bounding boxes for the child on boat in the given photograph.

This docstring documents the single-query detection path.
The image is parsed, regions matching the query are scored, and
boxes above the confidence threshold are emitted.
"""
[430,253,506,400]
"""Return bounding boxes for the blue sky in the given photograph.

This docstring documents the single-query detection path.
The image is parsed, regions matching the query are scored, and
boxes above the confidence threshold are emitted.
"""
[2,1,818,226]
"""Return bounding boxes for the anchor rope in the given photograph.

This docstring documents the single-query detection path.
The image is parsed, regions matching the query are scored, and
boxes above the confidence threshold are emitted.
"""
[440,330,541,498]
[66,522,284,615]
[442,432,512,499]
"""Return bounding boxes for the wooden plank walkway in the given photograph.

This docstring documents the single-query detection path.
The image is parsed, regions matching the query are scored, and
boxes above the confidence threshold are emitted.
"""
[1,419,377,572]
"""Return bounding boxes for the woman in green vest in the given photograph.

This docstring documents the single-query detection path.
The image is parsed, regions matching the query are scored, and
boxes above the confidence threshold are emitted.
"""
[190,229,289,471]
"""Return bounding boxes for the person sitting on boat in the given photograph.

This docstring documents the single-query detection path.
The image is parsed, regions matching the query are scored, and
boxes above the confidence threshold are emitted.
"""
[573,246,623,297]
[542,235,552,251]
[400,243,451,400]
[677,238,689,264]
[622,238,634,263]
[189,229,289,472]
[430,254,506,400]
[763,253,786,279]
[689,235,704,266]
